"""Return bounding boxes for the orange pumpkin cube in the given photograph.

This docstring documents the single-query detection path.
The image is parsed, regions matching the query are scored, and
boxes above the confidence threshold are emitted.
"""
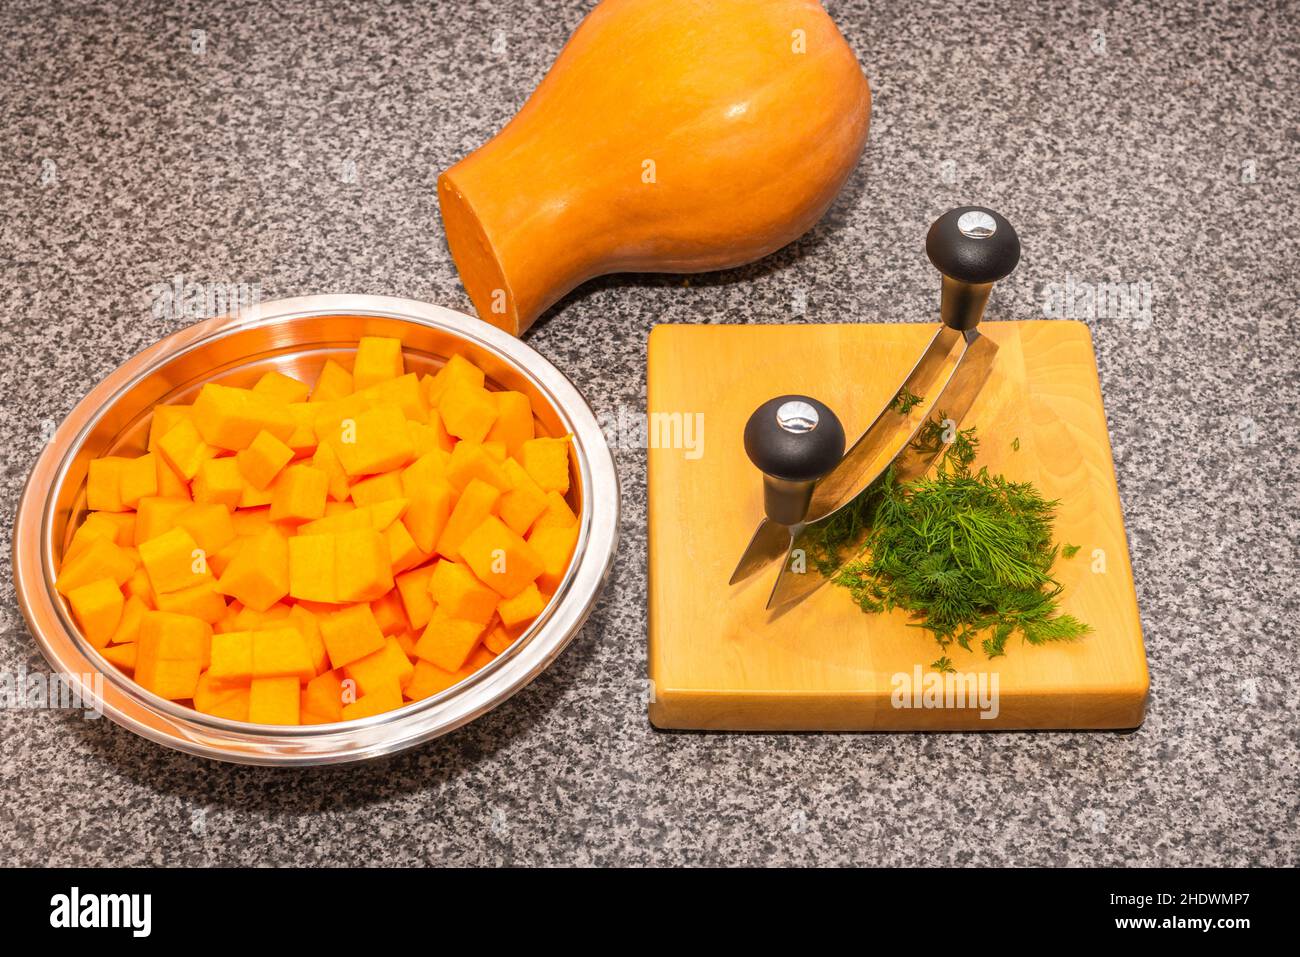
[301,669,346,723]
[428,559,499,624]
[208,630,254,687]
[236,429,294,489]
[215,528,289,611]
[459,515,544,598]
[383,520,425,575]
[404,658,459,701]
[520,437,571,493]
[66,577,125,648]
[361,373,428,422]
[340,681,403,721]
[319,603,386,669]
[424,354,485,406]
[311,359,354,402]
[118,454,159,509]
[138,527,210,595]
[327,404,415,477]
[447,440,510,492]
[532,489,579,529]
[148,405,192,453]
[192,457,243,508]
[251,627,316,682]
[248,676,300,724]
[350,470,404,507]
[86,457,129,512]
[401,478,455,554]
[135,611,211,700]
[154,455,192,499]
[100,641,138,673]
[311,440,352,502]
[157,417,215,480]
[252,370,310,405]
[352,336,405,390]
[59,537,138,596]
[133,497,192,547]
[436,478,501,560]
[394,564,436,630]
[287,605,330,674]
[498,459,549,536]
[334,528,394,603]
[496,582,547,628]
[370,589,410,637]
[408,414,453,456]
[154,581,227,623]
[288,532,336,602]
[344,636,415,696]
[487,391,535,457]
[269,464,328,523]
[413,607,485,672]
[110,594,149,645]
[438,382,498,443]
[175,502,237,555]
[193,672,250,721]
[192,382,296,451]
[528,523,580,593]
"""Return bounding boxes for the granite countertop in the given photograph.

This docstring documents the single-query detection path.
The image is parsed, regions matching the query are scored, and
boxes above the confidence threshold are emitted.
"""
[1,0,1296,866]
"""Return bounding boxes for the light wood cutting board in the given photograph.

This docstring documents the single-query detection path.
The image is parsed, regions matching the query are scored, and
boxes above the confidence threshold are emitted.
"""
[646,320,1147,731]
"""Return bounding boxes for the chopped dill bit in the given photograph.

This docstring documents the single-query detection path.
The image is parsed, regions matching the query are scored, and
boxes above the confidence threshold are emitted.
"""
[1061,543,1081,559]
[931,656,956,674]
[891,386,923,415]
[830,419,1090,660]
[1011,436,1020,451]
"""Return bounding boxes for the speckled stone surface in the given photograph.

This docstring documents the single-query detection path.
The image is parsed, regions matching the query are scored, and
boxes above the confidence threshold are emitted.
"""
[1,0,1296,866]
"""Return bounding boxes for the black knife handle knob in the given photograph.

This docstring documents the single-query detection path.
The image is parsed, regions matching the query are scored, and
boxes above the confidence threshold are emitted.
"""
[744,395,845,525]
[926,207,1020,331]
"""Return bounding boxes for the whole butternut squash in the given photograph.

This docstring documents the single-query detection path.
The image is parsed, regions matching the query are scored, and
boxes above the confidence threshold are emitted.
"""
[438,0,871,335]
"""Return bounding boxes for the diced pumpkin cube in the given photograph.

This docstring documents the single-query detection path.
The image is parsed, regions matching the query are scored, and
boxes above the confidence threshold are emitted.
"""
[61,537,140,598]
[287,605,330,674]
[344,636,415,696]
[483,620,520,655]
[154,454,191,498]
[123,568,154,608]
[86,457,128,512]
[135,611,211,700]
[498,459,549,536]
[487,391,534,457]
[428,560,499,625]
[192,382,296,451]
[350,471,404,507]
[407,413,453,456]
[193,672,250,721]
[66,512,121,562]
[157,417,215,480]
[437,478,501,560]
[207,630,254,687]
[174,502,237,555]
[399,477,455,555]
[233,602,292,630]
[236,429,294,489]
[66,577,125,648]
[119,454,159,508]
[148,405,192,453]
[424,354,485,406]
[414,607,485,672]
[353,336,404,390]
[334,528,393,603]
[311,359,354,402]
[532,489,579,529]
[193,457,243,508]
[301,669,346,723]
[459,515,544,599]
[520,437,571,493]
[284,403,318,455]
[447,440,510,492]
[370,589,410,637]
[383,520,425,575]
[496,582,547,629]
[404,659,459,701]
[483,442,507,462]
[215,528,288,611]
[288,533,337,603]
[268,464,328,523]
[340,681,403,721]
[252,370,310,405]
[361,373,428,422]
[311,441,351,501]
[100,641,138,673]
[134,497,192,547]
[319,603,386,669]
[528,523,580,593]
[438,382,497,443]
[460,645,497,674]
[155,581,227,623]
[138,527,210,594]
[327,404,415,477]
[110,594,149,645]
[248,676,300,724]
[251,627,315,682]
[393,630,418,658]
[230,507,273,538]
[394,564,436,630]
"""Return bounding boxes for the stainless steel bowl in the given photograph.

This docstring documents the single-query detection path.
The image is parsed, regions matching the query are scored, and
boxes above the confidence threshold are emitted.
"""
[11,294,619,765]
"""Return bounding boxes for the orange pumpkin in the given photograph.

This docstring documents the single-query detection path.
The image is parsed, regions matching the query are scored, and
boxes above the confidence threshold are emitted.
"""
[438,0,871,335]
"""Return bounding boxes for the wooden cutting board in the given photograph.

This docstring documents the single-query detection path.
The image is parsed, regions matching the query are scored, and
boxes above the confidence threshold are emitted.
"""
[646,321,1148,731]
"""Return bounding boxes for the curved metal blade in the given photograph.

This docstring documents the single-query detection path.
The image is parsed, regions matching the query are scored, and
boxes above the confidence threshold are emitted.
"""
[804,325,963,523]
[728,517,793,585]
[766,332,1000,610]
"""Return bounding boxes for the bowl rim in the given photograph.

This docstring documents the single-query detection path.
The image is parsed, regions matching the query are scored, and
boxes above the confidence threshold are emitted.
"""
[12,293,620,766]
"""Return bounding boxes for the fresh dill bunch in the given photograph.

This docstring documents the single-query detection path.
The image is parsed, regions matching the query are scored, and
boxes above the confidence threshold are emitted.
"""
[831,420,1090,659]
[1061,543,1081,559]
[891,386,923,415]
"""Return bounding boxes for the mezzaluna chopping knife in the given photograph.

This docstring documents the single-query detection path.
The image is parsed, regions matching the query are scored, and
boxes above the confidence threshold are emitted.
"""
[730,206,1022,609]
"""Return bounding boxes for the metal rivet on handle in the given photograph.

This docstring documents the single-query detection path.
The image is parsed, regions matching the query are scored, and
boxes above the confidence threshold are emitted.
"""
[776,400,819,433]
[957,210,997,239]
